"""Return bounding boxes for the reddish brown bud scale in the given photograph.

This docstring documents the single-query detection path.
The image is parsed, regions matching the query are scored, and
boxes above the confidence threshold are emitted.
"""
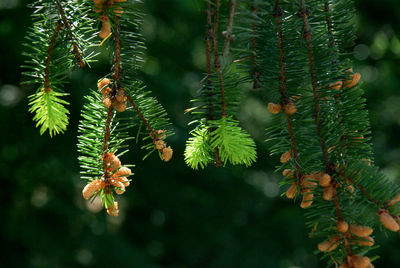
[102,96,112,108]
[107,201,119,216]
[329,81,343,90]
[344,72,361,88]
[282,169,294,178]
[323,185,334,201]
[387,193,400,207]
[284,102,297,115]
[317,236,340,252]
[98,78,111,91]
[350,255,371,268]
[355,236,374,247]
[162,146,173,162]
[155,139,166,150]
[377,209,400,232]
[349,224,373,237]
[300,192,313,208]
[286,181,297,199]
[336,221,349,233]
[319,173,331,187]
[267,102,282,115]
[82,179,104,200]
[280,150,292,163]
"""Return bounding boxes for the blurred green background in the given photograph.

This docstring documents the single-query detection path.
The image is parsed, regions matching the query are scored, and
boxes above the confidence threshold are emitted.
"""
[0,0,399,267]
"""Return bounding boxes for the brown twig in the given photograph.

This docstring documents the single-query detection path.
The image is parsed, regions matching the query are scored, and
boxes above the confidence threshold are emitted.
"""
[102,105,115,180]
[112,17,122,92]
[299,0,352,258]
[213,0,227,118]
[55,0,85,68]
[273,0,303,184]
[204,2,222,165]
[299,0,330,171]
[251,1,260,89]
[126,95,156,142]
[44,20,62,93]
[223,0,236,57]
[205,1,215,121]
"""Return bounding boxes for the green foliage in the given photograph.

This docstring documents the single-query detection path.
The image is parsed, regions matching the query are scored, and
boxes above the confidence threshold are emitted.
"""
[210,117,256,167]
[184,0,256,169]
[184,125,214,169]
[28,89,70,137]
[22,0,97,136]
[77,91,134,181]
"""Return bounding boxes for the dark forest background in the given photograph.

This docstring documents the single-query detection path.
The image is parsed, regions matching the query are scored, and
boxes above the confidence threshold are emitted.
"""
[0,0,400,267]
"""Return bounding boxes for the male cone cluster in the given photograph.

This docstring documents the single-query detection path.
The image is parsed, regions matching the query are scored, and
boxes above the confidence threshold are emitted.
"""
[154,130,173,162]
[93,0,126,39]
[97,78,127,112]
[82,152,132,216]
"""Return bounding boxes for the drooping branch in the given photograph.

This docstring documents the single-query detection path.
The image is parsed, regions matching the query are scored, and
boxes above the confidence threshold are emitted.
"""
[126,95,156,142]
[251,1,259,89]
[205,1,222,166]
[223,0,236,57]
[212,0,227,118]
[44,20,62,93]
[112,17,122,91]
[299,0,330,171]
[55,0,85,68]
[205,1,215,121]
[273,0,303,183]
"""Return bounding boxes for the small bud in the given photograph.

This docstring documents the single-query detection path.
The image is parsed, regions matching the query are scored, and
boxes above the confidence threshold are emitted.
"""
[102,96,112,108]
[280,150,292,163]
[115,89,127,102]
[329,81,343,90]
[323,185,334,201]
[267,102,282,114]
[118,176,130,187]
[286,181,297,199]
[155,129,167,139]
[317,236,340,252]
[114,101,127,112]
[98,78,111,91]
[319,173,331,187]
[284,102,297,115]
[99,20,111,39]
[103,152,121,171]
[355,236,374,247]
[162,146,173,162]
[101,87,111,96]
[115,167,131,177]
[106,201,119,217]
[336,221,349,233]
[82,179,104,200]
[155,139,166,150]
[282,169,294,178]
[387,193,400,207]
[377,209,400,232]
[344,72,361,88]
[114,181,126,195]
[349,224,373,237]
[300,192,313,208]
[350,255,371,268]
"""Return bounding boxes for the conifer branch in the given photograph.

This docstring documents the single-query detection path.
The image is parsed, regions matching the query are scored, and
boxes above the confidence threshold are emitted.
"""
[102,106,114,153]
[44,20,62,93]
[55,0,85,68]
[251,1,259,89]
[212,0,227,118]
[299,0,330,171]
[112,16,122,94]
[273,0,303,184]
[223,0,236,57]
[205,1,215,121]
